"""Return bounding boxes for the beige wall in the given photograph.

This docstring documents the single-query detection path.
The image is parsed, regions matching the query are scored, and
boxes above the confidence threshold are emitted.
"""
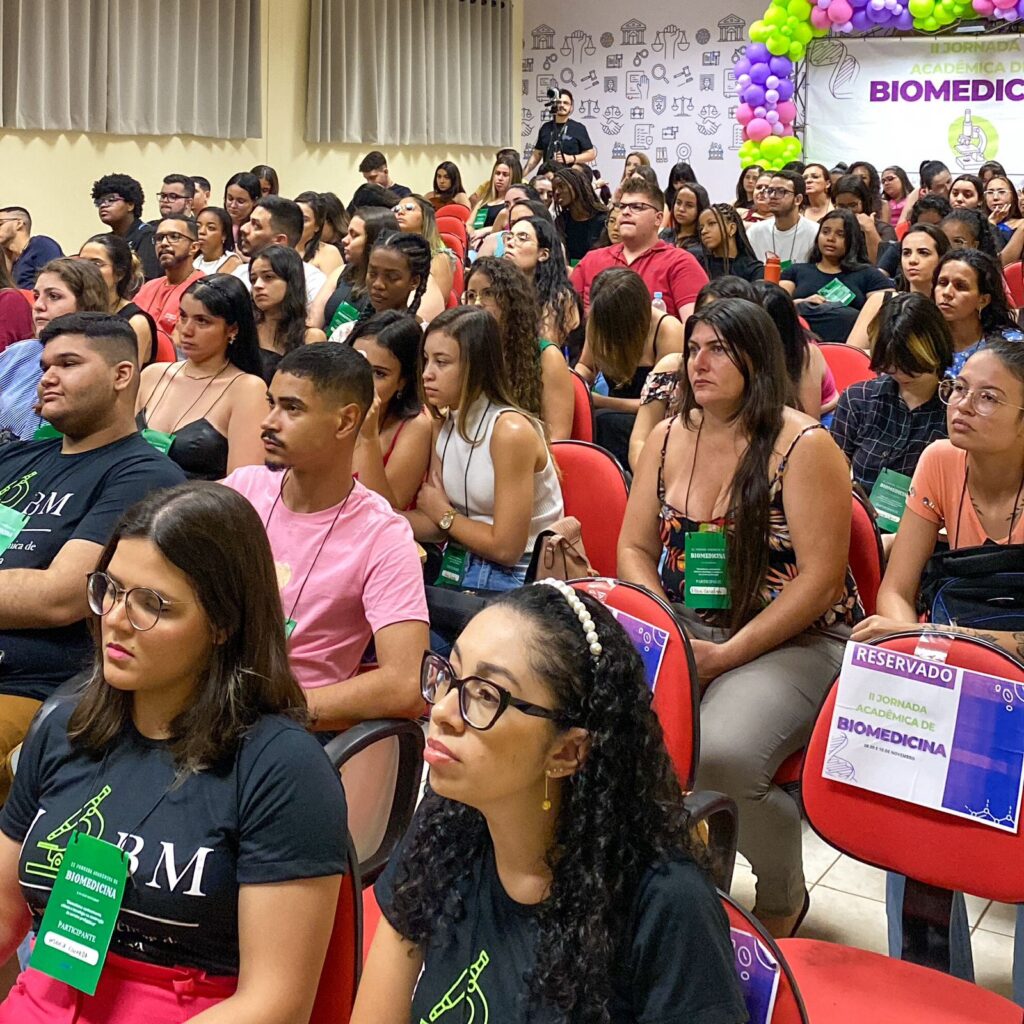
[2,1,524,253]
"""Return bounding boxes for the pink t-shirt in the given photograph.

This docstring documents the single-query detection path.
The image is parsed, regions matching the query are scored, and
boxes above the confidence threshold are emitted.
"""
[223,468,428,689]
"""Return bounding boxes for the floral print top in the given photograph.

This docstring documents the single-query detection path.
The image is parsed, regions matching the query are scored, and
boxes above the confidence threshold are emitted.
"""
[657,418,863,631]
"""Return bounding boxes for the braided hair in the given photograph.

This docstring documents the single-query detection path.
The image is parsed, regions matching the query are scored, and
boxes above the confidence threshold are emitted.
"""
[369,231,433,316]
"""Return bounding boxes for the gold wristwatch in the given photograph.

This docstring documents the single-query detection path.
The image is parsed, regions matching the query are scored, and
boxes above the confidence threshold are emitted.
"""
[439,508,458,531]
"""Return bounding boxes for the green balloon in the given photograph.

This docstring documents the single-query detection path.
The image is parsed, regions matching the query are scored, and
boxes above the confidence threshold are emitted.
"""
[908,0,933,16]
[767,32,789,55]
[765,5,787,25]
[793,23,813,43]
[750,19,769,40]
[789,0,813,17]
[789,41,805,60]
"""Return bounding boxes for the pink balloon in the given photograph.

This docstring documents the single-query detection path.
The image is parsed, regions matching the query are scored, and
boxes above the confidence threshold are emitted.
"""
[829,0,854,19]
[776,100,798,123]
[811,6,832,27]
[746,117,772,142]
[736,103,755,125]
[973,0,995,11]
[781,125,796,136]
[766,110,780,124]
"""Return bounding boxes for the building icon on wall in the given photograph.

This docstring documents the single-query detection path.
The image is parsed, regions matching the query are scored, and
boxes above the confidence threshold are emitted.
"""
[718,15,746,42]
[621,19,647,45]
[532,24,555,50]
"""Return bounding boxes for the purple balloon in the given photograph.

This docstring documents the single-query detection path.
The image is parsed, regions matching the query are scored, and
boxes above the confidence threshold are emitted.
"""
[754,105,767,118]
[851,0,870,8]
[750,61,771,85]
[746,42,770,63]
[744,84,767,107]
[866,4,893,20]
[769,56,794,76]
[764,89,780,104]
[737,73,752,87]
[895,7,914,26]
[734,57,752,76]
[775,79,794,101]
[851,8,873,27]
[766,110,780,124]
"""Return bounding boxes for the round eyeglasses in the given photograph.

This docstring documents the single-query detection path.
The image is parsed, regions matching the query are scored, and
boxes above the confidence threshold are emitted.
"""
[937,377,1024,418]
[86,571,172,631]
[420,651,563,731]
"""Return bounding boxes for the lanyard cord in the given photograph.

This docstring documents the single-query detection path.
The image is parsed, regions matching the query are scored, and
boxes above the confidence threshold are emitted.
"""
[771,222,799,265]
[264,470,355,627]
[439,401,492,520]
[955,462,1024,547]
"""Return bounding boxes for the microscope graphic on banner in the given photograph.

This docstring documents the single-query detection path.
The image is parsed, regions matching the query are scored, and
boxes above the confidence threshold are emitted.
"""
[952,108,997,171]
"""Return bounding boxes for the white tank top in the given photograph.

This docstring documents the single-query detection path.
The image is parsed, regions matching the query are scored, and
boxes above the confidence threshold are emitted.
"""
[192,253,236,274]
[437,399,563,556]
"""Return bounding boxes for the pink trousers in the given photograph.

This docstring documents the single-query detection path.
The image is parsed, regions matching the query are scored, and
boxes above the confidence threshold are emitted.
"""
[0,950,238,1023]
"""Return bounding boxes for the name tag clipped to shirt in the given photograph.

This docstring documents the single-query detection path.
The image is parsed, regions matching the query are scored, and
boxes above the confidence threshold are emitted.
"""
[684,525,731,609]
[284,617,298,639]
[30,832,128,996]
[435,543,470,588]
[869,468,913,534]
[33,422,62,441]
[141,428,175,455]
[817,278,857,306]
[0,504,29,556]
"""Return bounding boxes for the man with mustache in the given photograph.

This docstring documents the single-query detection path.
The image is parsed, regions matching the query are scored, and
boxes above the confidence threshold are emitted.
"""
[223,343,427,730]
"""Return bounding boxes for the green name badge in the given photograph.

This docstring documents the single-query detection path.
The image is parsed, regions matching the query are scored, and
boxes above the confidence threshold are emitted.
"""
[33,422,62,441]
[30,832,127,996]
[435,543,469,589]
[472,207,488,230]
[869,467,913,534]
[780,259,793,271]
[684,528,731,610]
[0,503,29,557]
[284,617,297,639]
[817,278,857,306]
[141,428,175,455]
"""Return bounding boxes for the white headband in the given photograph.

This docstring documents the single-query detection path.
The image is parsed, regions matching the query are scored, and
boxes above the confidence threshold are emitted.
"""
[535,578,603,659]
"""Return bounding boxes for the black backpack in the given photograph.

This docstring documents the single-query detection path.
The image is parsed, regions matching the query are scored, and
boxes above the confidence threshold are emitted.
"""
[919,543,1024,632]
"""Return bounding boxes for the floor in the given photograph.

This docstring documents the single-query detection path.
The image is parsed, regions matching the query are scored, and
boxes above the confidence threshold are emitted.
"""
[729,821,1016,1001]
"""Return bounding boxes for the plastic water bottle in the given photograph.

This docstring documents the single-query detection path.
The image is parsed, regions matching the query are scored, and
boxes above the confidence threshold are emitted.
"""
[652,291,667,315]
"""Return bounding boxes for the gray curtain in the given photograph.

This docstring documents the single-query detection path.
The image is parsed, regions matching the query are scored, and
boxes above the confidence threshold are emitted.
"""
[0,0,261,138]
[306,0,513,146]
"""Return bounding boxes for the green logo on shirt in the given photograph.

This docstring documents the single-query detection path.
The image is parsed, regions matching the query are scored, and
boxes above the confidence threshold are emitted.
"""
[25,786,113,881]
[421,950,491,1023]
[0,471,37,508]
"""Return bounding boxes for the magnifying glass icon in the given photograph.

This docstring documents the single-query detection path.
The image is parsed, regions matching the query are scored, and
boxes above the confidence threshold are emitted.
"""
[561,68,578,87]
[652,64,669,84]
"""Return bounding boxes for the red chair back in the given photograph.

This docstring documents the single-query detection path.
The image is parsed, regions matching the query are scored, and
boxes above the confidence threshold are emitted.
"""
[1004,261,1024,308]
[803,632,1024,904]
[551,441,628,579]
[569,578,699,789]
[437,217,468,250]
[720,892,810,1023]
[849,491,884,617]
[436,203,471,224]
[818,343,875,394]
[568,369,594,443]
[309,838,361,1024]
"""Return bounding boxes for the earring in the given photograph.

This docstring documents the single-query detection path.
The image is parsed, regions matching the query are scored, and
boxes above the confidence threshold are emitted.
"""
[542,771,552,812]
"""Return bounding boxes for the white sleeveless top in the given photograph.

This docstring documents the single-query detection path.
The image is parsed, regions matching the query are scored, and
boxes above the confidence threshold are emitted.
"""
[193,253,236,274]
[437,399,563,557]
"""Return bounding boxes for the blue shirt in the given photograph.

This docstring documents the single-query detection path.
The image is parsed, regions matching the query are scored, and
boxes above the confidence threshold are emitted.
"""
[946,327,1024,378]
[10,235,63,289]
[0,339,43,442]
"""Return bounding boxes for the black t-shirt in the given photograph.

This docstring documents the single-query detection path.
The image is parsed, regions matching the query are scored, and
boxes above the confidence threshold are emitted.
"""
[0,434,186,700]
[0,700,348,975]
[558,211,608,263]
[376,820,748,1024]
[122,220,160,281]
[780,262,891,309]
[702,254,765,282]
[535,119,593,161]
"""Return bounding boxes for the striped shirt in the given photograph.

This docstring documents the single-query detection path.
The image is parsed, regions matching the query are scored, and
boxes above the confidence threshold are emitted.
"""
[0,339,43,442]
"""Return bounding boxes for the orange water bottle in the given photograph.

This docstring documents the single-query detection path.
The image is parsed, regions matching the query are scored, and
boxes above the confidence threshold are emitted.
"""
[764,254,782,284]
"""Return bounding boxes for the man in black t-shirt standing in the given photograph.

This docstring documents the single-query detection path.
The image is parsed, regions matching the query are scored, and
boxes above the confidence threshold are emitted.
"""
[0,312,185,799]
[523,90,596,178]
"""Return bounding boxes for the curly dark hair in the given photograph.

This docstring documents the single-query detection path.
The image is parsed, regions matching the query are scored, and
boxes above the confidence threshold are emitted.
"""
[937,247,1018,336]
[387,584,703,1023]
[91,173,145,219]
[465,257,543,418]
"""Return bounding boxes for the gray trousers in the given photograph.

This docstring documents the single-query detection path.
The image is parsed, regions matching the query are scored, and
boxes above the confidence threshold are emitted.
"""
[676,605,848,917]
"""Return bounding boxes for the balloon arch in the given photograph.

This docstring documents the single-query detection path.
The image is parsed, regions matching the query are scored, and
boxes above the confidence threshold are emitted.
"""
[734,0,1011,169]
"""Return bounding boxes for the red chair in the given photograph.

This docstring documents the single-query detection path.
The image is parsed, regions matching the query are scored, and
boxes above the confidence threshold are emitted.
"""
[440,230,466,264]
[437,216,468,251]
[436,203,471,224]
[1004,261,1024,308]
[818,342,875,394]
[568,368,594,443]
[551,441,627,578]
[720,891,810,1023]
[775,632,1024,1022]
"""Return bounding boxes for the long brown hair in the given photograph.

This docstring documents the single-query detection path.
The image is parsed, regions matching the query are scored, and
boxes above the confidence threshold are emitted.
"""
[678,298,788,632]
[586,267,651,386]
[37,257,109,313]
[69,483,306,774]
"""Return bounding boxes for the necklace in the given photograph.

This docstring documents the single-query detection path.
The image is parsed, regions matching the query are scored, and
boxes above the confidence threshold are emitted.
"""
[955,463,1024,546]
[183,361,229,380]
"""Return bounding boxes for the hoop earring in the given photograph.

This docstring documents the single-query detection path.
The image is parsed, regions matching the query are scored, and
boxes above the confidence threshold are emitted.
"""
[542,771,552,812]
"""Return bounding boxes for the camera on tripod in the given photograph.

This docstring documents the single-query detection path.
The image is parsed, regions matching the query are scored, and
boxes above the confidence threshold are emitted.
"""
[543,88,559,118]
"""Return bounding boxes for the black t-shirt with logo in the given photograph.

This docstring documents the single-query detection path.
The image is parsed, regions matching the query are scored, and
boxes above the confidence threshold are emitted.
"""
[0,699,348,975]
[0,435,186,701]
[376,813,748,1023]
[535,119,594,161]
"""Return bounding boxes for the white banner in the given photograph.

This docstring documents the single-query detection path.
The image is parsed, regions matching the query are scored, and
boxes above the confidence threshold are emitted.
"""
[804,35,1024,176]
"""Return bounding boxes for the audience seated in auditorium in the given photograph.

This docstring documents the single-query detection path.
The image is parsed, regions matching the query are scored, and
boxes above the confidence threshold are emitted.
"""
[364,231,443,325]
[0,312,185,799]
[91,173,160,280]
[550,166,608,264]
[424,161,472,211]
[940,207,1000,260]
[0,253,31,353]
[251,164,280,196]
[745,169,818,266]
[0,259,110,442]
[359,151,411,199]
[474,182,543,259]
[0,207,62,289]
[192,206,243,276]
[190,175,211,214]
[150,174,194,224]
[618,297,861,938]
[0,482,345,1021]
[464,257,573,441]
[294,191,344,276]
[393,195,455,300]
[225,343,428,728]
[408,307,563,594]
[875,193,951,276]
[696,203,765,282]
[469,154,523,242]
[659,181,709,259]
[251,245,327,382]
[832,173,895,263]
[801,162,834,225]
[223,171,261,247]
[133,216,203,361]
[136,275,267,479]
[348,311,433,511]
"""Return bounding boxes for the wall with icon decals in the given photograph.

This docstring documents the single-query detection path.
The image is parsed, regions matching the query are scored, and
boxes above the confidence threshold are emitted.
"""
[522,0,771,200]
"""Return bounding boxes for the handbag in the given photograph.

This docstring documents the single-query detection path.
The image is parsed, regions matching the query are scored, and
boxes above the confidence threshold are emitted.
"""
[525,517,597,583]
[919,542,1024,631]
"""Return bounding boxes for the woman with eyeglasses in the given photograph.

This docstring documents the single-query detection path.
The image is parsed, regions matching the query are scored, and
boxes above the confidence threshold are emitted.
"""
[881,166,913,224]
[465,257,574,442]
[223,172,261,247]
[393,195,455,302]
[984,175,1024,241]
[933,248,1022,378]
[408,307,563,594]
[352,581,746,1024]
[0,482,347,1023]
[425,161,472,211]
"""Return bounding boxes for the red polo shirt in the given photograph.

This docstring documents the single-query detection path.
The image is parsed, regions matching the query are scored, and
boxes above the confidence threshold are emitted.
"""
[570,240,708,317]
[134,269,204,362]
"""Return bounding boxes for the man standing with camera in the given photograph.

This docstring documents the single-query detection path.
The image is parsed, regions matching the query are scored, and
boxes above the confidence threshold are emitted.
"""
[524,89,596,178]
